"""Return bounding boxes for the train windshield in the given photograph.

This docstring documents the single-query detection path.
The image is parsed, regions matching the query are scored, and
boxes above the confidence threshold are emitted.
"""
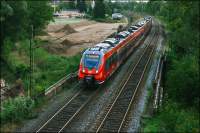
[84,54,100,69]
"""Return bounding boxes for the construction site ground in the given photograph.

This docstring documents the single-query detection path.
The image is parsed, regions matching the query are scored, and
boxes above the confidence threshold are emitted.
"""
[38,18,127,56]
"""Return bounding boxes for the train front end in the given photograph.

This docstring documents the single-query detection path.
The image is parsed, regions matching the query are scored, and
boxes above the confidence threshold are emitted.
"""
[78,48,105,85]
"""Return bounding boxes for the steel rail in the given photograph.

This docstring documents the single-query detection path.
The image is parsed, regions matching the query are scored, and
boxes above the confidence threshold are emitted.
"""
[91,23,155,132]
[37,83,101,132]
[96,22,159,133]
[36,21,157,133]
[58,87,102,132]
[118,25,160,132]
[36,83,82,132]
[36,25,151,133]
[55,23,154,132]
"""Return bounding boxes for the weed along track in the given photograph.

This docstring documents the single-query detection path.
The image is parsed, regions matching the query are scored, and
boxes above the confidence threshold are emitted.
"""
[95,22,160,133]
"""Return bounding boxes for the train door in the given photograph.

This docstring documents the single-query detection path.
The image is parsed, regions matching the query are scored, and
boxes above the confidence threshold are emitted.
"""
[105,57,111,78]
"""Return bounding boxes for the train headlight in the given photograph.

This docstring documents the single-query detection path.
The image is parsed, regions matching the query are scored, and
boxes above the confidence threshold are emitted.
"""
[82,69,85,73]
[96,70,98,73]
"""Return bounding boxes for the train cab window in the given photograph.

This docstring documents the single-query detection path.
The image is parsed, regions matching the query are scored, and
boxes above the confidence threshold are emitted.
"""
[84,54,101,70]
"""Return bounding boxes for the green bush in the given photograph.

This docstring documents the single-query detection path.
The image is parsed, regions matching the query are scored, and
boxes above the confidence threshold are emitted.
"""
[166,56,199,107]
[32,85,45,98]
[34,48,48,65]
[18,40,30,55]
[175,109,199,132]
[0,96,35,123]
[30,53,81,94]
[143,101,200,132]
[16,64,29,78]
[2,38,13,59]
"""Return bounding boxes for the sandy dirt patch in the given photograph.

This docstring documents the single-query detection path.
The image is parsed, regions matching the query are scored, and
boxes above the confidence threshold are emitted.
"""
[38,19,127,56]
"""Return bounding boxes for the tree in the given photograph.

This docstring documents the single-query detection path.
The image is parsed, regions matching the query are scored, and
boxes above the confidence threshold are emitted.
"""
[166,56,199,106]
[77,0,87,13]
[1,1,53,42]
[1,1,29,42]
[27,1,53,35]
[93,0,105,18]
[104,2,112,16]
[150,1,200,108]
[68,0,76,9]
[1,1,53,60]
[58,0,76,10]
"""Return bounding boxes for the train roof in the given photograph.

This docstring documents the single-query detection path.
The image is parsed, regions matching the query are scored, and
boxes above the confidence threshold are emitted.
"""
[124,31,131,35]
[137,21,145,26]
[144,16,152,20]
[118,31,128,36]
[102,38,119,46]
[130,25,139,29]
[83,19,150,56]
[84,41,115,55]
[95,43,113,49]
[103,38,117,43]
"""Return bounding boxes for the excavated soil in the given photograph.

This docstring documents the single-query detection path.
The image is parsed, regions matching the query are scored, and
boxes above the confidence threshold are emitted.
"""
[38,19,126,56]
[55,24,77,34]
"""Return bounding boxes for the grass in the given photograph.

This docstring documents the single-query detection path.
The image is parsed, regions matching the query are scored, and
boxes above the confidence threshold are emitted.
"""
[31,48,81,97]
[50,17,85,25]
[1,38,82,128]
[1,39,81,97]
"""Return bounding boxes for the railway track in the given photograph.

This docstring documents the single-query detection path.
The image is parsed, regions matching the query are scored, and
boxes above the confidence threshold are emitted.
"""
[57,20,159,132]
[36,80,107,133]
[53,24,155,133]
[95,22,160,132]
[36,20,160,133]
[36,83,99,133]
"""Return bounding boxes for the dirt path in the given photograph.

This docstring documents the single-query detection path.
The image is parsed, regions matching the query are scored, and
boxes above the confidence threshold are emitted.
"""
[38,20,126,56]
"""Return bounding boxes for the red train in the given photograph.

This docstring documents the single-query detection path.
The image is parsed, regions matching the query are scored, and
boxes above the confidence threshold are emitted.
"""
[78,17,152,85]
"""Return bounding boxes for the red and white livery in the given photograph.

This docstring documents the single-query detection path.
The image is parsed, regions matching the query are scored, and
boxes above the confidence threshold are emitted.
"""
[78,17,152,85]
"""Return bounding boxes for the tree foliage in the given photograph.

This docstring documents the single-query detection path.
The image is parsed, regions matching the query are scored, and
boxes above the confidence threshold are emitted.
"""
[93,0,105,18]
[77,0,87,13]
[1,1,29,42]
[27,1,53,35]
[0,1,53,45]
[142,1,199,108]
[58,0,76,10]
[166,56,199,106]
[143,101,199,132]
[142,1,199,132]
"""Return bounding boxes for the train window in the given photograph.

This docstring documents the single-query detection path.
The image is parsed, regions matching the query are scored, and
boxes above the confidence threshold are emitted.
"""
[109,55,112,65]
[105,57,110,70]
[130,26,138,30]
[106,53,117,71]
[116,34,126,39]
[84,54,100,69]
[113,52,117,63]
[128,28,134,33]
